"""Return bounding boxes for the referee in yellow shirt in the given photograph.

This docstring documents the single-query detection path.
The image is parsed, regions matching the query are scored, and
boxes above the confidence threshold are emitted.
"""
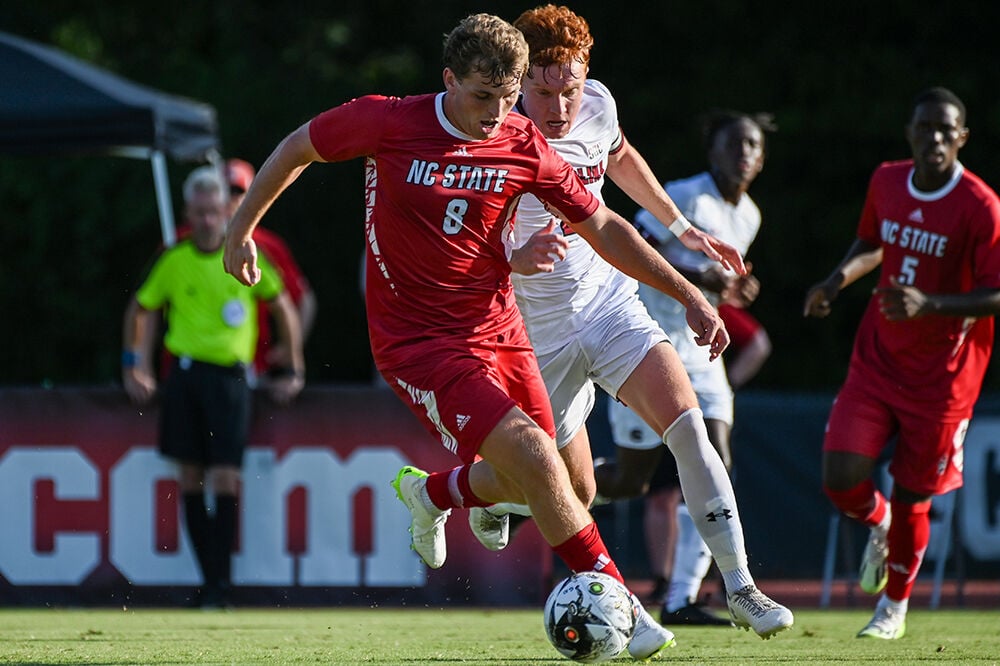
[122,166,304,607]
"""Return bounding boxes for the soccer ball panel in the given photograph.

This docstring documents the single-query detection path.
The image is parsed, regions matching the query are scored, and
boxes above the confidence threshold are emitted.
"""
[542,572,637,663]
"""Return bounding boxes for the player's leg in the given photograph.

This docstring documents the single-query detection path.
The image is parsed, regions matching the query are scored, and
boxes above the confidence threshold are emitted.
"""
[618,342,792,638]
[663,501,734,626]
[821,379,895,606]
[160,364,217,607]
[198,364,251,608]
[468,421,596,549]
[178,462,213,605]
[858,415,967,640]
[663,363,734,626]
[467,342,599,549]
[642,472,681,605]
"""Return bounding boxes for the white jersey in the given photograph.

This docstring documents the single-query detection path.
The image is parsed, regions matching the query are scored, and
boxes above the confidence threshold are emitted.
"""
[634,172,761,373]
[511,79,633,356]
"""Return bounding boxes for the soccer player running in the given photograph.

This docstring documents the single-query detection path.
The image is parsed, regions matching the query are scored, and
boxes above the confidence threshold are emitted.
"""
[458,4,793,641]
[804,87,1000,639]
[222,13,719,659]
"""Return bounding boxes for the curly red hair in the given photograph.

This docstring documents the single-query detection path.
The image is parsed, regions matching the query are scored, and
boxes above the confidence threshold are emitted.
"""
[513,4,593,71]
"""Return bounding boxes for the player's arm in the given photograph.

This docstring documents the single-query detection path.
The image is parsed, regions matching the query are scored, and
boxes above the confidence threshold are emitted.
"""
[263,290,305,404]
[876,280,1000,320]
[224,123,323,287]
[573,204,729,359]
[803,238,883,318]
[121,296,158,405]
[605,135,746,275]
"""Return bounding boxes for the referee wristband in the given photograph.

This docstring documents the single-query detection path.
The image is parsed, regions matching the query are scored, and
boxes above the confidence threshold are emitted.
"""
[668,215,692,237]
[121,350,139,368]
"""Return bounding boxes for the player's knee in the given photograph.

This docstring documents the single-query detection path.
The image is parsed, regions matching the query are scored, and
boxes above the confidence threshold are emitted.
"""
[572,474,596,508]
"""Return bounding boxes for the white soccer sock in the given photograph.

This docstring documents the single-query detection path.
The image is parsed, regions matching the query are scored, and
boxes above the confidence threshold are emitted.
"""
[662,408,751,592]
[665,503,713,612]
[877,593,908,614]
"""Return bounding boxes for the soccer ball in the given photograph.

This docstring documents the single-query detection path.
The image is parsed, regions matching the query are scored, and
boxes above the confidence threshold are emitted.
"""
[542,572,638,663]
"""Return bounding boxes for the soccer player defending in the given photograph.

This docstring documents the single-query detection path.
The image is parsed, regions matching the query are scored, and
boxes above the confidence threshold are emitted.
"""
[804,87,1000,639]
[445,4,792,641]
[222,13,716,659]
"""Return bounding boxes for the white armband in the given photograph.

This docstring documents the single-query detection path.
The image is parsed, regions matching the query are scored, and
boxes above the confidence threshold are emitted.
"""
[668,215,692,237]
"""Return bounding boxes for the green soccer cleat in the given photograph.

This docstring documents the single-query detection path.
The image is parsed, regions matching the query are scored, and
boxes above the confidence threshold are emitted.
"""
[392,466,450,568]
[857,605,906,639]
[859,525,889,595]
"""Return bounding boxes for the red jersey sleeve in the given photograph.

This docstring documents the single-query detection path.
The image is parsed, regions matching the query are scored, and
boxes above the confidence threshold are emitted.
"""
[856,164,886,246]
[970,186,1000,289]
[309,95,394,162]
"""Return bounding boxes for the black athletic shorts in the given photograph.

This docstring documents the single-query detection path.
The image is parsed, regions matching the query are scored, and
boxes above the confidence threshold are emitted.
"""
[159,357,251,467]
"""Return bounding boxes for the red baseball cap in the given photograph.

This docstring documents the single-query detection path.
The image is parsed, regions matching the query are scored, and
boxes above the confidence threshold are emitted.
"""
[225,158,255,193]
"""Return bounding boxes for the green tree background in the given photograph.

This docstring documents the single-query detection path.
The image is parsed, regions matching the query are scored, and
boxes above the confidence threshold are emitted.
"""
[3,1,1000,388]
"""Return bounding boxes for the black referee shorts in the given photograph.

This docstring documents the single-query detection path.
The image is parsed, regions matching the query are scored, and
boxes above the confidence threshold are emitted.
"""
[159,357,251,467]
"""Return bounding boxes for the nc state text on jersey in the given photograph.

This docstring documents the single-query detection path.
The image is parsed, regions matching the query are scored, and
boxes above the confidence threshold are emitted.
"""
[406,159,509,192]
[880,219,948,257]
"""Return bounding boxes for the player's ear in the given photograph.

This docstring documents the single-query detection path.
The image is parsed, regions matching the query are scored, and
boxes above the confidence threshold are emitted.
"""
[443,68,459,92]
[957,126,970,149]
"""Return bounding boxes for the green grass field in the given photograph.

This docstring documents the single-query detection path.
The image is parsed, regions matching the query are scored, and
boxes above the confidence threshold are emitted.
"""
[1,607,998,665]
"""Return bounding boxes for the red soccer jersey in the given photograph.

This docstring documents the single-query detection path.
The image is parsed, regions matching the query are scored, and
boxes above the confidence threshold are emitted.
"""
[309,93,599,366]
[852,159,1000,413]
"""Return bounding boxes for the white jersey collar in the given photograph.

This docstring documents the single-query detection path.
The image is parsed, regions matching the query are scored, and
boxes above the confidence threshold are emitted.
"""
[907,161,963,202]
[436,92,480,142]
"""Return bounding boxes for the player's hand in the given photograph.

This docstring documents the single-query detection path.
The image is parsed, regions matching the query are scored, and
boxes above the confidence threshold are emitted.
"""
[686,299,729,361]
[679,226,747,275]
[803,277,841,318]
[876,276,929,321]
[722,266,760,307]
[223,235,261,286]
[509,219,569,275]
[123,367,157,405]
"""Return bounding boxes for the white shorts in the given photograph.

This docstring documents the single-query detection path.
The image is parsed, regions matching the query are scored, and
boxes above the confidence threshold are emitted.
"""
[608,357,734,451]
[534,291,667,448]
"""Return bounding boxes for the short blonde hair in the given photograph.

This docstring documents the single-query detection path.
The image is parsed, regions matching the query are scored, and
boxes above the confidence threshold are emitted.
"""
[442,13,529,86]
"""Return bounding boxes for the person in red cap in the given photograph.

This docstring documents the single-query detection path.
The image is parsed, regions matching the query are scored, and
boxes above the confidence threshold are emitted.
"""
[225,158,316,402]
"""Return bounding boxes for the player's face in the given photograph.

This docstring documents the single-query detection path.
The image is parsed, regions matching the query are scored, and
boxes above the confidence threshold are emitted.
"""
[519,61,587,140]
[708,119,765,189]
[906,101,968,181]
[442,68,521,140]
[186,190,227,251]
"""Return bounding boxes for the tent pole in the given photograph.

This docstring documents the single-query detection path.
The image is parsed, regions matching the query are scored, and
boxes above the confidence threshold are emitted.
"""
[150,150,176,247]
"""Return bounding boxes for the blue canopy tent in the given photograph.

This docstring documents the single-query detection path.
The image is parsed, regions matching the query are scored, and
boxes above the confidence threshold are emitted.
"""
[0,30,220,245]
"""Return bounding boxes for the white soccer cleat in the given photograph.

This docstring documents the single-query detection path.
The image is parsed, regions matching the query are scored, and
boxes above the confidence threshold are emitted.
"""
[391,466,450,568]
[628,594,676,661]
[856,604,906,639]
[859,523,890,595]
[726,585,794,639]
[468,506,509,551]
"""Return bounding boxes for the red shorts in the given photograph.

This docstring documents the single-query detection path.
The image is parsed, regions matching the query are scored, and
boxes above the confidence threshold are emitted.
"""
[823,367,967,495]
[378,329,556,464]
